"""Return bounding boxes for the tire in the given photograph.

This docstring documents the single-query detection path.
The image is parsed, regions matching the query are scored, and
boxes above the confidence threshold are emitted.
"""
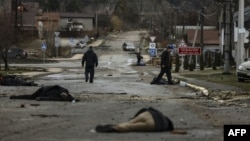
[15,55,22,59]
[238,78,245,82]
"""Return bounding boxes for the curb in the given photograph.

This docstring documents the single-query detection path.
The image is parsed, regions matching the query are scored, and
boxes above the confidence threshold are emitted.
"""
[179,81,209,96]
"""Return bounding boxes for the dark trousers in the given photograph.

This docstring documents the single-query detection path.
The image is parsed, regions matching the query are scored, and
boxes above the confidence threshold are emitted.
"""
[85,67,95,82]
[156,66,172,83]
[137,56,141,65]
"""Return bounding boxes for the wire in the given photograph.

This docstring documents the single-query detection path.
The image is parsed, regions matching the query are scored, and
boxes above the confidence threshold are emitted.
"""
[201,8,221,18]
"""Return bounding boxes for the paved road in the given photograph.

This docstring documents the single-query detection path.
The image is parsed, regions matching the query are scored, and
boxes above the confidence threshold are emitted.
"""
[0,31,249,141]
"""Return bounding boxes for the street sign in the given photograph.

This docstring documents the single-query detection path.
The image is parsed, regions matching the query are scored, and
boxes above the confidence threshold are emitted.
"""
[69,37,75,47]
[83,35,89,42]
[55,37,60,47]
[149,42,156,49]
[178,47,201,55]
[150,36,156,42]
[70,37,74,43]
[54,32,60,37]
[149,48,157,57]
[168,44,175,49]
[41,42,47,51]
[178,39,187,48]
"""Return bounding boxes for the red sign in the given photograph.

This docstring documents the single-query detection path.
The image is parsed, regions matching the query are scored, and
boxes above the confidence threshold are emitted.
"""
[178,47,201,55]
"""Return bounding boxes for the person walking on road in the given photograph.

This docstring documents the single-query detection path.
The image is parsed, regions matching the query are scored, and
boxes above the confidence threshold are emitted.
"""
[82,46,98,83]
[155,45,174,85]
[136,52,143,65]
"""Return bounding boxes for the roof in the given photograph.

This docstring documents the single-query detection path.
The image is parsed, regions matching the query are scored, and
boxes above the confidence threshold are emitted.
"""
[59,13,95,18]
[37,12,60,21]
[186,29,219,45]
[234,6,250,22]
[22,2,40,13]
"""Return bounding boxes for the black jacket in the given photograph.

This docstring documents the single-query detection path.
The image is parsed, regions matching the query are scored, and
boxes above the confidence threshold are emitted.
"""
[160,50,171,67]
[82,49,98,68]
[10,85,76,101]
[133,107,174,131]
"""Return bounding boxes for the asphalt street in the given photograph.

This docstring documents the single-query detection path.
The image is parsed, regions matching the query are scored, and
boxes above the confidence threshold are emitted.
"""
[0,31,249,141]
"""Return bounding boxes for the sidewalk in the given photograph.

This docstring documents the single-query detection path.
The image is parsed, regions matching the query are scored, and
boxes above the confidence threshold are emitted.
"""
[15,39,105,78]
[172,70,242,96]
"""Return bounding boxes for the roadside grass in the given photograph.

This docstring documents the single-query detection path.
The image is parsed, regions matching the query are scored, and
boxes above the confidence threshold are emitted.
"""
[0,70,29,75]
[0,67,46,76]
[180,69,250,91]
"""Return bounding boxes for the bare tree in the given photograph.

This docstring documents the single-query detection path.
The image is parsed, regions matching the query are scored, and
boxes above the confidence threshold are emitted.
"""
[135,0,145,24]
[0,0,17,70]
[105,0,118,16]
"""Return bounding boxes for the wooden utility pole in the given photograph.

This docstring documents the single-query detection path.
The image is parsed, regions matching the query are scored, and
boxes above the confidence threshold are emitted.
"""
[200,7,204,70]
[11,0,18,31]
[11,0,22,32]
[223,0,232,74]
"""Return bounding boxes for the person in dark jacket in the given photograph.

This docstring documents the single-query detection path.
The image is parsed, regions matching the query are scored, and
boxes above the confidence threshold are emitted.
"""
[136,52,143,65]
[154,45,174,85]
[82,46,98,83]
[95,107,174,132]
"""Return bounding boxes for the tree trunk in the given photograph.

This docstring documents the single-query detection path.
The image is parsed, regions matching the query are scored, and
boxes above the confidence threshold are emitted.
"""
[4,60,9,71]
[2,52,9,71]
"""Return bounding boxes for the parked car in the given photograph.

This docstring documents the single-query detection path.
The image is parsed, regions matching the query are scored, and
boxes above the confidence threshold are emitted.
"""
[76,41,87,48]
[236,58,250,82]
[122,42,135,51]
[7,47,28,59]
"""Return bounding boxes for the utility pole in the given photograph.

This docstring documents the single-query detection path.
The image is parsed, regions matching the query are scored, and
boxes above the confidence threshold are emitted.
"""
[95,12,98,30]
[11,0,18,31]
[236,0,245,69]
[223,0,232,74]
[200,7,204,70]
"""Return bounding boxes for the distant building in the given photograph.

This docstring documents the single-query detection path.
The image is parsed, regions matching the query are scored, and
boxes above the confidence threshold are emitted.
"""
[234,6,250,29]
[186,29,221,67]
[36,12,60,31]
[174,26,216,39]
[186,29,220,52]
[17,2,96,38]
[59,13,95,31]
[20,2,40,31]
[233,6,250,59]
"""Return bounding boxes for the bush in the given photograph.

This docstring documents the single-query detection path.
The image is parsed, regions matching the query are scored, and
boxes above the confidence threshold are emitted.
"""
[110,15,122,31]
[175,54,181,72]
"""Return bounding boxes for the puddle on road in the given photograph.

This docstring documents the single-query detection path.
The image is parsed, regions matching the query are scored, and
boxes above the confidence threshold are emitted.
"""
[45,74,64,79]
[67,69,81,72]
[126,58,134,65]
[121,71,138,75]
[44,73,82,80]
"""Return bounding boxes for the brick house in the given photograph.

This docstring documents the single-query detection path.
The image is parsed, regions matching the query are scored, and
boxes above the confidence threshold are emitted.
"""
[20,2,96,38]
[186,29,220,52]
[186,29,221,67]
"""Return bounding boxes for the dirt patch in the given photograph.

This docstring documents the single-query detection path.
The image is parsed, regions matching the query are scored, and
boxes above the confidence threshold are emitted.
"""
[75,93,171,102]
